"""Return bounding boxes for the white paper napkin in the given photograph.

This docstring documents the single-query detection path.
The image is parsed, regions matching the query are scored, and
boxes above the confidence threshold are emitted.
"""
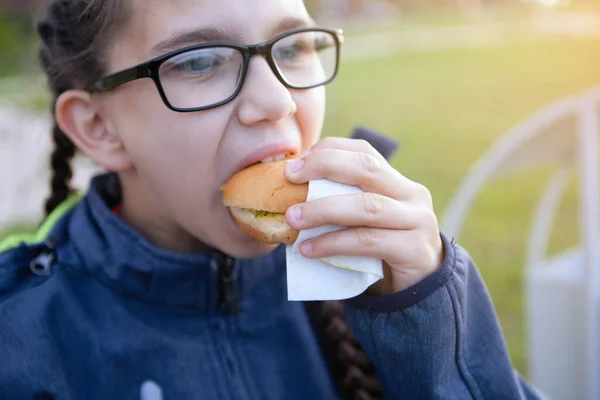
[286,179,383,301]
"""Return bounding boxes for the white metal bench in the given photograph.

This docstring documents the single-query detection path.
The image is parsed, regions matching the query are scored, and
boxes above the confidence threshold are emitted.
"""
[441,86,600,400]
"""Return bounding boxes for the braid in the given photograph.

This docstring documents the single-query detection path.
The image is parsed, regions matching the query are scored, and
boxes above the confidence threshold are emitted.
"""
[39,14,76,216]
[45,121,76,215]
[319,301,384,400]
[36,0,127,215]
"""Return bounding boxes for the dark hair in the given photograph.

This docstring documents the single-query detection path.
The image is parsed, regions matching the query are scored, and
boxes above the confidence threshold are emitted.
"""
[37,0,126,215]
[316,301,384,399]
[36,1,383,398]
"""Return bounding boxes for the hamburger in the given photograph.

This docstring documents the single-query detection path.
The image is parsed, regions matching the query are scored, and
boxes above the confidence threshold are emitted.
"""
[220,158,308,244]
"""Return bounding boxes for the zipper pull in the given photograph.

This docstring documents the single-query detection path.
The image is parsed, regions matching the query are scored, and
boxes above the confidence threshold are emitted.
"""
[218,254,240,314]
[29,236,60,276]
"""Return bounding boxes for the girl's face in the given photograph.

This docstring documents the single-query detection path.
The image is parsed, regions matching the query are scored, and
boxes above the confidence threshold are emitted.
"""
[97,0,327,257]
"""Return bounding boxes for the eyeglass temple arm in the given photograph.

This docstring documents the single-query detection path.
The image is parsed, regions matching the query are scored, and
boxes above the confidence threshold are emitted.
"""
[88,65,151,92]
[350,126,400,162]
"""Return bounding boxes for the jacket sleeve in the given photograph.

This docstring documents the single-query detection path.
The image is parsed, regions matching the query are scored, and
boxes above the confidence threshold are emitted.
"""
[344,234,547,400]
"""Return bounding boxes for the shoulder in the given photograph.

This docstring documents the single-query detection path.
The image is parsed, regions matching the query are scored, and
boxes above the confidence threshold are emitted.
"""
[0,196,87,394]
[0,196,85,384]
[0,194,83,299]
[0,243,64,388]
[0,198,82,329]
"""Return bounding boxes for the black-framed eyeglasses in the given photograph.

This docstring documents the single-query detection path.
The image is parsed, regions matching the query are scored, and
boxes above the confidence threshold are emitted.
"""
[87,27,344,113]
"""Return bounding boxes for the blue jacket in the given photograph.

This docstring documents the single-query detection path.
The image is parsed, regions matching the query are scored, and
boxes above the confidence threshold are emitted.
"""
[0,173,544,399]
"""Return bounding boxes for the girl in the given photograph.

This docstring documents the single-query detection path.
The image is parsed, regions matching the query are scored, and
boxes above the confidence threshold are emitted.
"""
[0,0,544,399]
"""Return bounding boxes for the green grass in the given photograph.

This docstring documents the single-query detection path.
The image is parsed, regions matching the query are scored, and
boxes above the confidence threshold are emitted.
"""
[323,36,600,374]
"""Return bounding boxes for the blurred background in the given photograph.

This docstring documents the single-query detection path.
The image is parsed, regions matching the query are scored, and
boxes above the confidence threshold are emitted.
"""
[1,0,600,398]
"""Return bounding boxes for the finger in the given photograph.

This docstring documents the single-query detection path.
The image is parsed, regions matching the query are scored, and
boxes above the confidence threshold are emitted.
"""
[299,227,439,268]
[286,193,429,231]
[311,136,385,160]
[285,148,418,201]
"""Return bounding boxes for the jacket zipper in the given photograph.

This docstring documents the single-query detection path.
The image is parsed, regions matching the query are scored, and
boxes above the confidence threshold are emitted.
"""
[216,253,240,314]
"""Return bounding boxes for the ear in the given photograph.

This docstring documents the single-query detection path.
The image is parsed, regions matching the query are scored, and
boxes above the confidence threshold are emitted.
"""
[55,90,133,171]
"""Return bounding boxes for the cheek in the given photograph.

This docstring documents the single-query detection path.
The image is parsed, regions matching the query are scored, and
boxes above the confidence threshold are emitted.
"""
[293,87,326,150]
[106,78,169,136]
[106,84,230,198]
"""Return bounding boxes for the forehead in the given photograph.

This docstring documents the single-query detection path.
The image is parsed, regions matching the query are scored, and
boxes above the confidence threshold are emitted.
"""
[128,0,310,50]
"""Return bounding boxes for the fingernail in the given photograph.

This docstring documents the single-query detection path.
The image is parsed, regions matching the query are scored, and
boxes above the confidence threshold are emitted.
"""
[290,205,302,222]
[300,241,312,256]
[287,158,304,173]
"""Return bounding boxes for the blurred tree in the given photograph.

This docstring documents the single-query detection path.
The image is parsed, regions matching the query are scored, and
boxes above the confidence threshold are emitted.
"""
[0,10,38,77]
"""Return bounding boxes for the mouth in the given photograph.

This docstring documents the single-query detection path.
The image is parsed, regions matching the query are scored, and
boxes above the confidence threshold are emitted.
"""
[256,152,293,164]
[228,144,299,180]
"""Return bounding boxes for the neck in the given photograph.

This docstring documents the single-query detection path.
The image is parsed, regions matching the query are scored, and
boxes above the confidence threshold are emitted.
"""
[118,171,210,254]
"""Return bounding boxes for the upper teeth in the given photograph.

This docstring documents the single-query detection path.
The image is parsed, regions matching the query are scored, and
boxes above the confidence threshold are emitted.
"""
[260,153,291,163]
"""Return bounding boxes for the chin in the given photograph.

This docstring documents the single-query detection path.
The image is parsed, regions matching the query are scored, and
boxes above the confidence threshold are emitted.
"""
[229,241,280,260]
[222,229,280,259]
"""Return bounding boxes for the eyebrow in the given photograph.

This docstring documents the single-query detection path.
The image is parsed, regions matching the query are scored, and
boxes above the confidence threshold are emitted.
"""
[153,27,244,54]
[153,17,317,55]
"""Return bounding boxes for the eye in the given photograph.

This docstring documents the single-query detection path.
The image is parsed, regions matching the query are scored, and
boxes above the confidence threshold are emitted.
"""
[174,54,220,74]
[161,48,237,79]
[274,42,306,61]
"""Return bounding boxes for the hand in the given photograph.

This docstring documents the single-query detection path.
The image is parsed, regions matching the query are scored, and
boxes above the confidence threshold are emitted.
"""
[284,137,444,296]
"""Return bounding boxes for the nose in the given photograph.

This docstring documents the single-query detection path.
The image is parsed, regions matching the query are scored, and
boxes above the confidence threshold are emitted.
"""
[235,57,297,126]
